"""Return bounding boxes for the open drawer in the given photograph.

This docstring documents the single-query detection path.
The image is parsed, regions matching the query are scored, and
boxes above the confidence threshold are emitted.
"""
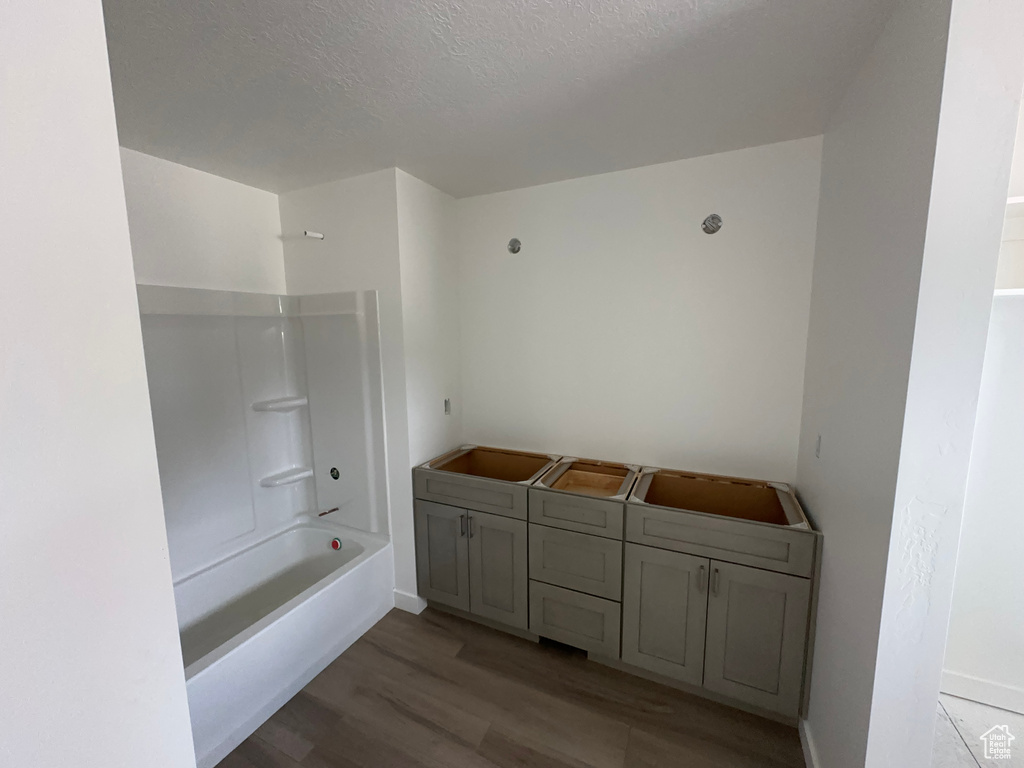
[626,467,818,577]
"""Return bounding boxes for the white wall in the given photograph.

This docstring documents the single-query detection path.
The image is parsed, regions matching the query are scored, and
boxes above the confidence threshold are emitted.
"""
[121,147,286,293]
[999,102,1024,291]
[396,170,463,465]
[1008,99,1024,199]
[943,296,1024,714]
[866,1,1024,762]
[794,0,1024,765]
[995,216,1024,290]
[795,5,950,764]
[455,138,821,482]
[280,170,417,602]
[395,170,463,611]
[0,1,195,766]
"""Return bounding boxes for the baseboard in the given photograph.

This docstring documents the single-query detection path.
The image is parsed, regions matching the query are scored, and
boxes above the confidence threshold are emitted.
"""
[394,589,427,614]
[799,719,821,768]
[941,670,1024,715]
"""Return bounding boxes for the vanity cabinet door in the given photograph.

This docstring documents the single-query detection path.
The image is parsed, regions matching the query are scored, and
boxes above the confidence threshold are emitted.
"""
[703,561,810,717]
[414,500,470,611]
[621,544,709,686]
[468,510,529,630]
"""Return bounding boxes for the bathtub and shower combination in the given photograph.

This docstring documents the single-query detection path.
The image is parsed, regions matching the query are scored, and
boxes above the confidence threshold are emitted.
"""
[177,519,392,767]
[138,286,395,767]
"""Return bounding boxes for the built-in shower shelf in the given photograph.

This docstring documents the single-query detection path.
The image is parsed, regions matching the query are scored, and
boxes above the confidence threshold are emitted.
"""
[259,467,314,487]
[252,396,308,412]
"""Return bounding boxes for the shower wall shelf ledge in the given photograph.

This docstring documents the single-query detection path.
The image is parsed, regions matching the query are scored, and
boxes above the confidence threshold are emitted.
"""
[252,396,308,412]
[259,468,314,487]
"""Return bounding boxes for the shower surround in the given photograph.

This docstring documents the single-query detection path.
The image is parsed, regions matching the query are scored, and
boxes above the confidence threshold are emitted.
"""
[137,285,393,767]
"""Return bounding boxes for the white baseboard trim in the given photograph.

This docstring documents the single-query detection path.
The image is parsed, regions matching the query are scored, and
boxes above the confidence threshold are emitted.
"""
[799,719,821,768]
[394,589,427,614]
[941,670,1024,715]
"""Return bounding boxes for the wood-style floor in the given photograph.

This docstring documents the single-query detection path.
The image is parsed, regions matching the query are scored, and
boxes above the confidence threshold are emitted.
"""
[220,607,805,768]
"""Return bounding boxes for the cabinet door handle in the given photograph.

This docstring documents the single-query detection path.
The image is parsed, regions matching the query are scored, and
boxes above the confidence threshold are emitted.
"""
[711,567,721,597]
[697,565,707,593]
[468,515,475,538]
[459,514,467,537]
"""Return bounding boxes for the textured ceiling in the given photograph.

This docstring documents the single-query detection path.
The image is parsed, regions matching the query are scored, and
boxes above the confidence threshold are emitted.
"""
[103,0,897,197]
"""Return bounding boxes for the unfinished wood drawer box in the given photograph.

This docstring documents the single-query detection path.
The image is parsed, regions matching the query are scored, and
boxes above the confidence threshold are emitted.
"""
[529,581,621,658]
[528,459,637,538]
[414,445,559,520]
[626,469,816,577]
[528,524,623,601]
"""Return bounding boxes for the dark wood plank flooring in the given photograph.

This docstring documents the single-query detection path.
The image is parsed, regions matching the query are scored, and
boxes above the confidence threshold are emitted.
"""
[219,608,805,768]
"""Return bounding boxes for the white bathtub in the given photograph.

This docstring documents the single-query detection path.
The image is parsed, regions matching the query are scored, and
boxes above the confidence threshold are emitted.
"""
[176,519,394,768]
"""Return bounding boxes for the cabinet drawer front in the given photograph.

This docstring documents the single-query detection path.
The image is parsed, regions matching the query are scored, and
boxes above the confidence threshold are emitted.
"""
[625,504,816,577]
[415,468,528,520]
[529,525,623,600]
[621,544,708,686]
[528,488,624,539]
[414,501,470,612]
[704,561,811,718]
[529,581,621,657]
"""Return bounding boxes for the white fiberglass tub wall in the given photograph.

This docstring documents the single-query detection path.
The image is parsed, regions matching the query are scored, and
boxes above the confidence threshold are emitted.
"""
[138,286,389,578]
[137,286,392,766]
[140,290,315,578]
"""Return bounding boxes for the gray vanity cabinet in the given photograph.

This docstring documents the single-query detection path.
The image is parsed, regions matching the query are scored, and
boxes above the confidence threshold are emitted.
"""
[703,561,811,717]
[468,510,529,629]
[414,499,529,630]
[414,500,470,611]
[621,544,709,686]
[415,450,822,724]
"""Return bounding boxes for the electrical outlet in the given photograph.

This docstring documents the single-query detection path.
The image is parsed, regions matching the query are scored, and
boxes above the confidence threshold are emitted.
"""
[444,398,451,416]
[815,434,821,459]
